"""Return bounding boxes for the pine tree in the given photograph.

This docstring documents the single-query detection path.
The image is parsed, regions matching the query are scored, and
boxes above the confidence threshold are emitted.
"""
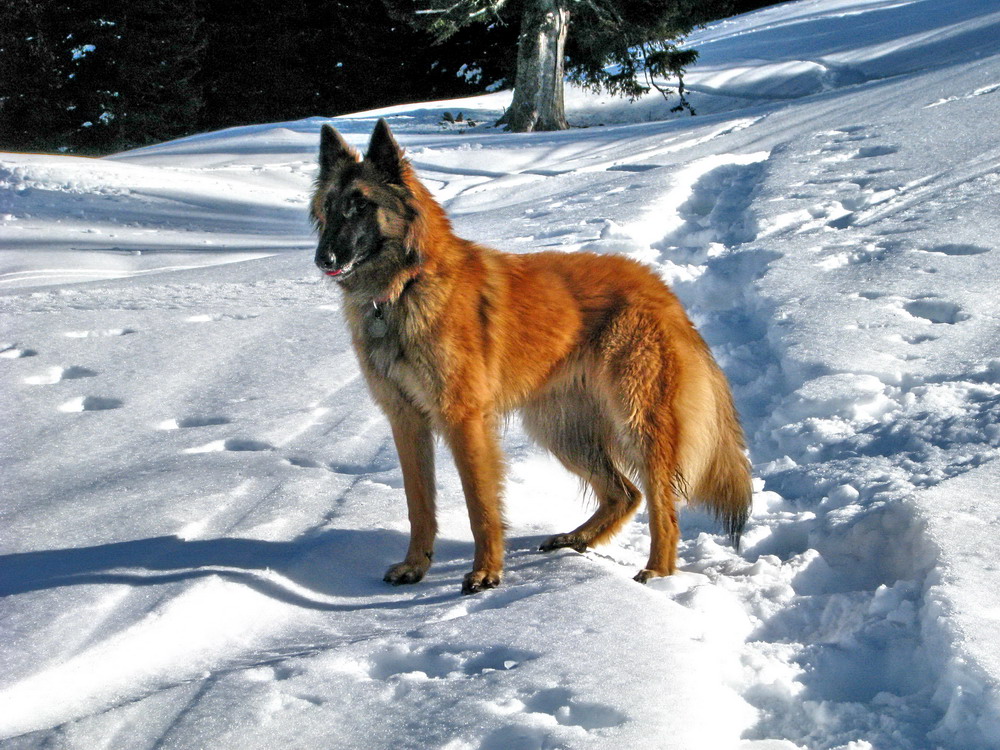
[395,0,725,132]
[0,0,205,153]
[65,3,130,153]
[197,0,507,133]
[95,0,204,151]
[0,1,78,151]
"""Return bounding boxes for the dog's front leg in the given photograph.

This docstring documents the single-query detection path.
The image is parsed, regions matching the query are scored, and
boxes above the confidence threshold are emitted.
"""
[446,414,505,594]
[383,406,437,586]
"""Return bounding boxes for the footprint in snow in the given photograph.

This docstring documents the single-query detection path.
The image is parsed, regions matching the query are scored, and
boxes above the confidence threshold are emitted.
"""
[535,226,579,240]
[25,365,97,385]
[902,297,967,325]
[64,328,137,338]
[475,687,628,745]
[367,644,538,681]
[819,126,868,146]
[327,459,397,475]
[157,416,232,430]
[605,163,661,173]
[852,145,899,159]
[286,456,323,469]
[826,211,856,229]
[58,396,123,412]
[815,244,887,269]
[1,345,39,359]
[183,438,274,454]
[919,243,990,256]
[184,313,259,323]
[522,687,628,730]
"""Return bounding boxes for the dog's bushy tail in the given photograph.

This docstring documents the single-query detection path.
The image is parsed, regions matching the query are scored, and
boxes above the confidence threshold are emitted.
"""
[674,346,753,549]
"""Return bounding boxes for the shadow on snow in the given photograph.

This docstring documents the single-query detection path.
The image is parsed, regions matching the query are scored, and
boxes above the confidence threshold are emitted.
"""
[0,529,484,611]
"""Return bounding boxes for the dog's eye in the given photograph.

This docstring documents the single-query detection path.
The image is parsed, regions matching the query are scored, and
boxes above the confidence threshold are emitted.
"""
[344,194,366,218]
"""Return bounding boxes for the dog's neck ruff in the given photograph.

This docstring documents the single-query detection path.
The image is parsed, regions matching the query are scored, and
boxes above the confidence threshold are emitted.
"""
[366,267,421,340]
[373,266,423,307]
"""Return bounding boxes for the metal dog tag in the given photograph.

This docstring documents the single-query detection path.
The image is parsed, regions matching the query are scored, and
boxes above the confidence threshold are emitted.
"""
[368,302,388,338]
[369,316,388,338]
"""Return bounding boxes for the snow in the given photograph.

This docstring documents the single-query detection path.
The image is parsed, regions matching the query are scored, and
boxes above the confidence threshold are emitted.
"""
[3,0,1000,747]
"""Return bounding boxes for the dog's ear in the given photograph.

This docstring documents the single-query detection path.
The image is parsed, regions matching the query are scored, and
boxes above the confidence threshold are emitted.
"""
[318,124,359,181]
[366,118,406,185]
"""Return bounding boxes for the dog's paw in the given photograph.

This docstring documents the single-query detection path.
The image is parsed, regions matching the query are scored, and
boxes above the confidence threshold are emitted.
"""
[461,569,502,595]
[633,568,662,584]
[384,561,427,586]
[539,533,588,553]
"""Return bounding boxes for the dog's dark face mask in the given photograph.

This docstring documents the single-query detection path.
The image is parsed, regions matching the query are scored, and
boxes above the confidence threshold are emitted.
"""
[314,181,380,280]
[311,120,414,290]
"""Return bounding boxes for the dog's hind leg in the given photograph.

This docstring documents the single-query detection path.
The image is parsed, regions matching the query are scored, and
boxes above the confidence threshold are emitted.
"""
[538,454,642,553]
[632,461,681,583]
[631,407,682,583]
[597,309,683,583]
[524,390,642,554]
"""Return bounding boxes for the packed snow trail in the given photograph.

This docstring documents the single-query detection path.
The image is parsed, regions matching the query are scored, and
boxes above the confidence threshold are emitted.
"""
[4,0,1000,747]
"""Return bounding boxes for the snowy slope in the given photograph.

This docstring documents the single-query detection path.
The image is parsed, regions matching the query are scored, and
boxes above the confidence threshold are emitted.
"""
[3,0,1000,747]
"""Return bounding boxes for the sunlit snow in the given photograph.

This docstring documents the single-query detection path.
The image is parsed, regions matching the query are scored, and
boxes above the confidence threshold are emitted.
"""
[3,0,1000,747]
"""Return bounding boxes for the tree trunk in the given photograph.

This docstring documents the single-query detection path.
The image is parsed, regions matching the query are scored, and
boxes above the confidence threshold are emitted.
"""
[499,0,570,132]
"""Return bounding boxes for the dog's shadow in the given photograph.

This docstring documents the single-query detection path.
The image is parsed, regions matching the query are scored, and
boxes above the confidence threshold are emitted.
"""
[0,529,489,611]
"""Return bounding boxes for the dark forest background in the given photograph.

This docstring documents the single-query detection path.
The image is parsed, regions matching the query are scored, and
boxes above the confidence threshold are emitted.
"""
[0,0,779,155]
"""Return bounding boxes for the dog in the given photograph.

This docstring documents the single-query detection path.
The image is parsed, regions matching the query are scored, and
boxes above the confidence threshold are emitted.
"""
[312,119,752,594]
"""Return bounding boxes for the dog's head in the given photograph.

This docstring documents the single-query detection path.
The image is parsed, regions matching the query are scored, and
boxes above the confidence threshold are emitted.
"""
[311,119,419,292]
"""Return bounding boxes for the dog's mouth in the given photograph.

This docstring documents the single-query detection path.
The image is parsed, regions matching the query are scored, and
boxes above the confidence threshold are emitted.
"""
[320,262,355,280]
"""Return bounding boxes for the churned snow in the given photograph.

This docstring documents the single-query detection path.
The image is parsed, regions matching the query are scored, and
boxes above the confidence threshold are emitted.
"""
[3,0,1000,747]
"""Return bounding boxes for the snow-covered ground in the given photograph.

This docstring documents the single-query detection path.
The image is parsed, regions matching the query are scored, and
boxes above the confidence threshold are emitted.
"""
[3,0,1000,747]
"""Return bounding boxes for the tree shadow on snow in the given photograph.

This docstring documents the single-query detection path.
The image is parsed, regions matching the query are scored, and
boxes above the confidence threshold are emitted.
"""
[0,529,487,611]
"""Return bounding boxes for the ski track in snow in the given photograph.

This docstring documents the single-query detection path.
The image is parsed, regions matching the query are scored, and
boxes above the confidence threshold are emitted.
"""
[4,0,1000,747]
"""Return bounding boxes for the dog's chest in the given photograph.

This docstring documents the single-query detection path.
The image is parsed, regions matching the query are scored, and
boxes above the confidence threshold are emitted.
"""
[357,306,436,411]
[362,305,401,374]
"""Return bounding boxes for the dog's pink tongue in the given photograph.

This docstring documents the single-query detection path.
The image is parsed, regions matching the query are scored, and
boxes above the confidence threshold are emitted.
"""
[325,269,342,276]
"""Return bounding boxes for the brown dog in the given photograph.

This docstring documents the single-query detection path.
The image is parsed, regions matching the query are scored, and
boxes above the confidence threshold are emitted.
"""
[312,119,752,594]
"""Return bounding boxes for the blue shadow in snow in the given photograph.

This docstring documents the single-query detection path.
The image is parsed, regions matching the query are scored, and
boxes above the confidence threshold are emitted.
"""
[0,529,481,611]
